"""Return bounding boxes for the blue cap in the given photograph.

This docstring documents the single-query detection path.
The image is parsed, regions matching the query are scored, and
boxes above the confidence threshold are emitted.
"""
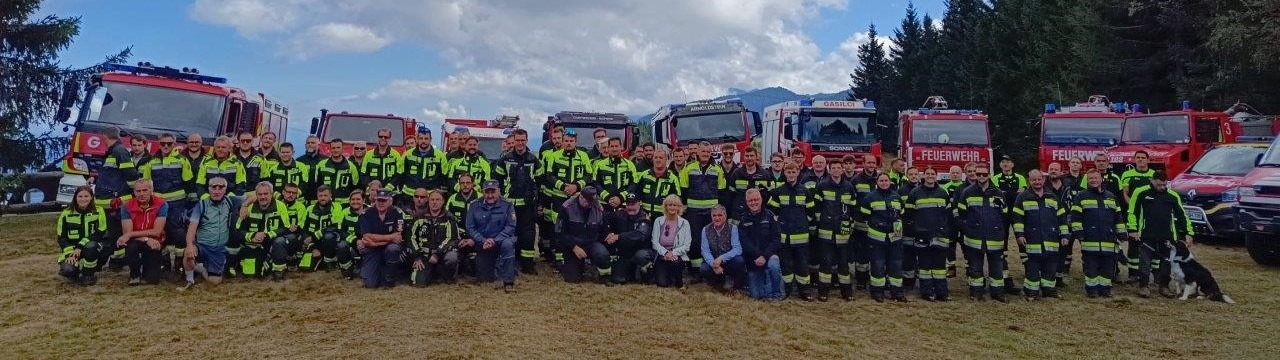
[375,189,395,199]
[564,128,577,137]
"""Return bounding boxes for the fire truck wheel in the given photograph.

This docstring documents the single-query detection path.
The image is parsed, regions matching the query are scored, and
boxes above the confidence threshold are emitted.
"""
[1245,232,1280,266]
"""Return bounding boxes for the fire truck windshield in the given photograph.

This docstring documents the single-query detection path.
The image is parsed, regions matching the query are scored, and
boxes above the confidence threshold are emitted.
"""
[673,112,744,144]
[323,116,406,146]
[82,81,225,138]
[476,137,504,159]
[1122,115,1190,144]
[804,111,875,144]
[1042,118,1122,145]
[566,126,627,149]
[911,119,988,145]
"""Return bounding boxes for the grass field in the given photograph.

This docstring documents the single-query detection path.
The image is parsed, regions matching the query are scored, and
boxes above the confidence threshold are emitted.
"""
[1,213,1276,359]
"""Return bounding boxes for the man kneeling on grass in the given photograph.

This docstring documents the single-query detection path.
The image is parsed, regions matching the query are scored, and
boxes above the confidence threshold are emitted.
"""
[466,180,518,293]
[700,205,746,293]
[181,177,239,288]
[357,189,406,289]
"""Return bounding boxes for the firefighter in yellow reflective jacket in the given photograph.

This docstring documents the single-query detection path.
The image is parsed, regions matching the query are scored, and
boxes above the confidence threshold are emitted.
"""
[57,186,109,285]
[768,162,818,300]
[397,130,450,202]
[360,128,402,191]
[304,185,345,271]
[263,142,310,200]
[410,190,467,285]
[313,138,360,205]
[1071,169,1127,298]
[335,190,369,279]
[1012,170,1069,300]
[448,135,493,192]
[538,129,594,265]
[237,182,291,280]
[140,133,195,270]
[269,183,309,278]
[860,173,906,302]
[630,149,681,219]
[197,136,248,197]
[591,137,637,206]
[680,141,728,277]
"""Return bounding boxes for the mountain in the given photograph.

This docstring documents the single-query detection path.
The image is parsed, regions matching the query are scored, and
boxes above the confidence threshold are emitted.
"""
[631,86,851,123]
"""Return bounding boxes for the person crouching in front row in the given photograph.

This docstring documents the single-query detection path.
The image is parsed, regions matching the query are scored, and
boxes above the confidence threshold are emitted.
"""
[651,195,691,289]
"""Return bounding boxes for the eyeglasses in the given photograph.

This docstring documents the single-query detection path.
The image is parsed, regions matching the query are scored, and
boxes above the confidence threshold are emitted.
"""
[353,147,366,150]
[975,173,990,177]
[378,135,391,139]
[209,184,226,189]
[159,142,176,146]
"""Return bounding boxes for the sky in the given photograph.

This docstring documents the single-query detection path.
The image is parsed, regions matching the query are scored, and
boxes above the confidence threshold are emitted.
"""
[40,0,946,145]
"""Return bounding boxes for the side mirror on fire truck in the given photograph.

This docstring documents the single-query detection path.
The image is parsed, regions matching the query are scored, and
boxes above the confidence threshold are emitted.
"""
[310,117,320,134]
[653,119,667,145]
[752,113,763,136]
[1257,153,1265,167]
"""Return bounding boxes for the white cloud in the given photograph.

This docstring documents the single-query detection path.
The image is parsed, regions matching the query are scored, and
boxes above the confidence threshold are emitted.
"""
[285,23,390,60]
[189,0,299,37]
[421,100,469,123]
[193,0,887,142]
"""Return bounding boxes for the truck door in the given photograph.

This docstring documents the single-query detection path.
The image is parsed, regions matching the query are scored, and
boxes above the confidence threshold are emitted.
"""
[1193,116,1222,162]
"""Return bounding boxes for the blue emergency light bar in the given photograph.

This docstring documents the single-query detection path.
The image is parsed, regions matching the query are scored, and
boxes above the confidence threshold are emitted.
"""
[915,109,982,115]
[103,63,228,84]
[1181,100,1192,110]
[1045,103,1056,114]
[865,100,875,108]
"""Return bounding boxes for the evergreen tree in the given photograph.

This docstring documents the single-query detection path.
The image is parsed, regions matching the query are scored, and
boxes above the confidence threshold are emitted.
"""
[1,0,129,173]
[850,24,892,131]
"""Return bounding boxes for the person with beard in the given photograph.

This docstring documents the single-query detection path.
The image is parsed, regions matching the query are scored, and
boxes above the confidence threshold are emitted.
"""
[257,132,281,162]
[140,133,193,276]
[631,149,682,219]
[494,129,541,274]
[1127,172,1193,298]
[556,185,612,284]
[1012,170,1069,300]
[633,142,656,173]
[269,182,309,277]
[237,182,289,280]
[297,135,326,168]
[234,132,267,190]
[1046,162,1079,285]
[956,165,1010,302]
[264,143,309,200]
[540,129,594,267]
[304,185,344,272]
[182,133,208,174]
[719,143,740,176]
[313,138,360,205]
[397,130,450,201]
[592,137,637,208]
[727,147,772,220]
[813,159,856,300]
[603,194,654,284]
[129,137,154,172]
[849,155,881,290]
[904,167,953,301]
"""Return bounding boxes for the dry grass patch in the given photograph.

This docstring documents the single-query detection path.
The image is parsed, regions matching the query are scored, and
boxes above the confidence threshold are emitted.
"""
[1,214,1276,359]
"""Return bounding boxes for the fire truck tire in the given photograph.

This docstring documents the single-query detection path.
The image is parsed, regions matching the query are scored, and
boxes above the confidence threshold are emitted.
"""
[1245,232,1280,266]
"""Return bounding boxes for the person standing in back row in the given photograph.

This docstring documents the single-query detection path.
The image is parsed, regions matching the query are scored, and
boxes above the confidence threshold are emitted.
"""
[539,129,593,266]
[1012,170,1068,300]
[494,128,540,274]
[1120,150,1156,283]
[991,155,1026,296]
[680,141,728,281]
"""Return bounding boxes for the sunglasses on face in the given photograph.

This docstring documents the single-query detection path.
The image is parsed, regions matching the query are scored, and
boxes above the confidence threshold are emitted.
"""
[378,135,391,139]
[353,147,366,151]
[160,142,175,146]
[975,173,990,177]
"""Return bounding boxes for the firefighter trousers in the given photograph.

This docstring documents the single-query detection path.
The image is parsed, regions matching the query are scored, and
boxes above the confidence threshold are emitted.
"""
[1023,251,1059,296]
[902,238,921,288]
[1137,239,1169,287]
[963,245,1006,297]
[869,240,905,295]
[514,204,538,270]
[411,250,460,286]
[816,241,850,294]
[559,241,611,283]
[918,243,950,299]
[852,230,870,287]
[1082,250,1117,295]
[780,242,810,291]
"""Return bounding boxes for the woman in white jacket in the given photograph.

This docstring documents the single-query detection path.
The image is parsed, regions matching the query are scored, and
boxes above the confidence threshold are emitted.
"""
[651,194,691,288]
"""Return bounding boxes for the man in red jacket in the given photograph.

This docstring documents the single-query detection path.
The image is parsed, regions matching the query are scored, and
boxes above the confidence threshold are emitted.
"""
[117,179,168,285]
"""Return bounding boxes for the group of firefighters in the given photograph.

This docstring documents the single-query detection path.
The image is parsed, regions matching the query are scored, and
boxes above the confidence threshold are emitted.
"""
[54,123,1193,301]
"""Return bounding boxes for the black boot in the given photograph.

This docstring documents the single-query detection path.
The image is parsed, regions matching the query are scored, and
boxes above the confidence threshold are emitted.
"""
[903,277,916,290]
[1004,277,1021,295]
[871,290,886,303]
[840,284,854,301]
[891,290,908,302]
[799,285,814,301]
[520,259,538,275]
[817,283,831,302]
[855,270,869,290]
[785,283,797,300]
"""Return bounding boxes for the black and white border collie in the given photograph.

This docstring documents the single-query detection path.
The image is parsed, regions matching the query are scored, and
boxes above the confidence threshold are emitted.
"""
[1166,241,1235,304]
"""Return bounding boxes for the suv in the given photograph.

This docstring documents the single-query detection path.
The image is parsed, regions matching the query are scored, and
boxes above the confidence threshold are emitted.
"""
[1238,136,1280,265]
[1169,142,1270,242]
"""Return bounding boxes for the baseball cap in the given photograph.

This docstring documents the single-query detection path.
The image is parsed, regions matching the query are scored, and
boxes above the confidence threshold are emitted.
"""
[581,185,598,197]
[625,193,640,203]
[482,180,501,191]
[375,189,395,199]
[1000,154,1014,161]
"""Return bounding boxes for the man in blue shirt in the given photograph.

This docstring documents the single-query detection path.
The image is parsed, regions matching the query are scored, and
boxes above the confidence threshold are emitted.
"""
[182,177,238,288]
[357,189,405,288]
[467,180,518,293]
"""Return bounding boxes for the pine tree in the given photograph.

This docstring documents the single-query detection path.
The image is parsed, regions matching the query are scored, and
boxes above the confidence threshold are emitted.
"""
[850,24,892,132]
[0,0,130,173]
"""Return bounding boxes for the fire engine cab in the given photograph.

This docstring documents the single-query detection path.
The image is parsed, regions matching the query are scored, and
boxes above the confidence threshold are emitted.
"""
[311,109,418,156]
[443,115,519,161]
[651,99,761,162]
[761,98,881,166]
[897,96,992,178]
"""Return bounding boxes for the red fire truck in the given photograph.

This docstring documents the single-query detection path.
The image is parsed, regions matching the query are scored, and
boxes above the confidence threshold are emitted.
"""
[442,115,519,160]
[650,99,761,161]
[1039,95,1126,170]
[761,99,882,166]
[897,96,992,179]
[311,109,418,156]
[1106,101,1247,177]
[56,62,288,204]
[543,111,638,156]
